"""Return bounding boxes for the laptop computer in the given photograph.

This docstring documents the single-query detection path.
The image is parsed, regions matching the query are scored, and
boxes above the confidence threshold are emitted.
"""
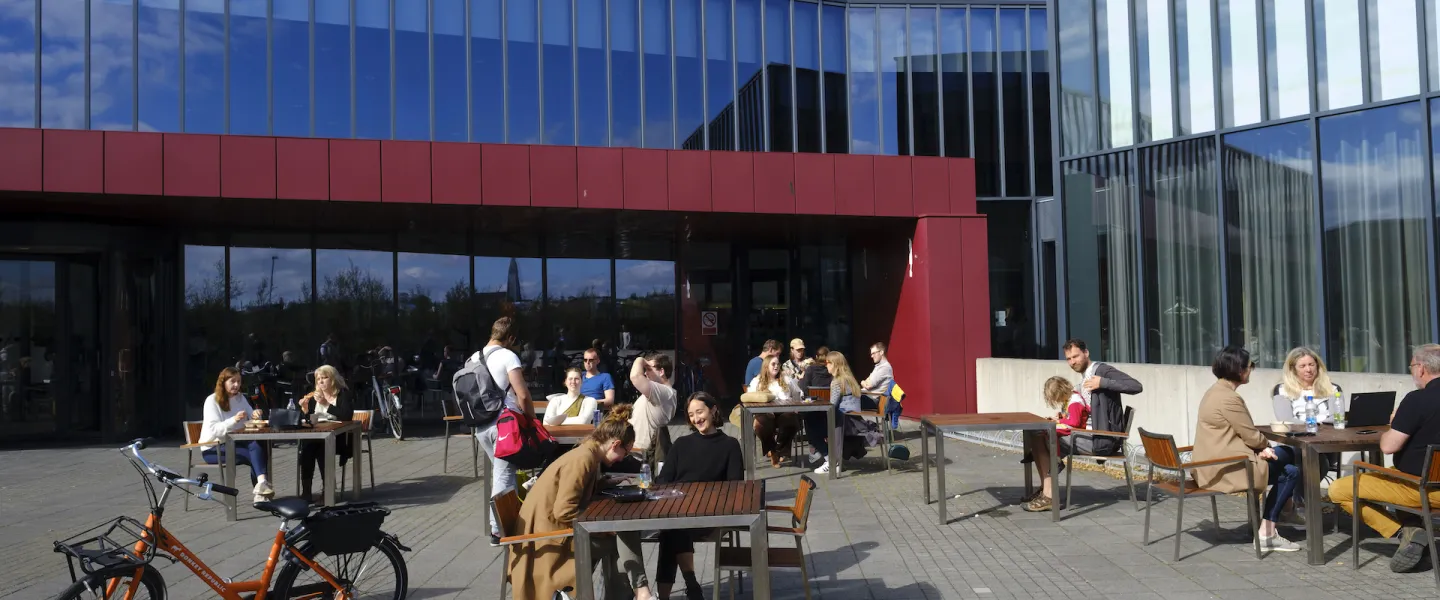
[1345,391,1398,428]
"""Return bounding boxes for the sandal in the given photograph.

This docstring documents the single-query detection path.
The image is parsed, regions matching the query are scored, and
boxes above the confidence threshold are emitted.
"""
[1022,495,1054,512]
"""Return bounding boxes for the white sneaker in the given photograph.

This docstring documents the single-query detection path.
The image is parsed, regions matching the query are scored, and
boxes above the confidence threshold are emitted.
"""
[1259,535,1301,552]
[522,475,539,491]
[813,460,832,474]
[254,480,274,499]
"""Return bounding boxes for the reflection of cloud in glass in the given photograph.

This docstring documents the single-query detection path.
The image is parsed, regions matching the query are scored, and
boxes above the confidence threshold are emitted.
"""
[398,253,469,298]
[616,260,674,298]
[231,248,312,305]
[547,259,610,299]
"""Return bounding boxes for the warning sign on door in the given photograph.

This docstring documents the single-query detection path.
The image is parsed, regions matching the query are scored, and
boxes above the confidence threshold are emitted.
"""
[701,311,718,336]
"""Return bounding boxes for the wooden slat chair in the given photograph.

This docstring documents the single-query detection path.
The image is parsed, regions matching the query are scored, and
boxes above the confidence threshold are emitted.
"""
[1137,428,1261,561]
[441,395,480,478]
[181,421,225,512]
[341,410,376,495]
[715,475,818,600]
[847,392,892,473]
[493,489,574,600]
[1351,445,1440,589]
[1064,406,1139,510]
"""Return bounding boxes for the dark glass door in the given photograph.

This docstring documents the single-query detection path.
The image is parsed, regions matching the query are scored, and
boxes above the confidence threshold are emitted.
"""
[0,256,102,441]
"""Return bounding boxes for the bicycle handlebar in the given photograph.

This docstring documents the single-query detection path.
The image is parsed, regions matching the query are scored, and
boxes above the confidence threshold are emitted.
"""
[122,439,236,498]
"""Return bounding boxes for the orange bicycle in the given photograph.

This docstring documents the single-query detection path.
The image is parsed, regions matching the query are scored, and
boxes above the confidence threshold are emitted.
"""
[51,439,410,600]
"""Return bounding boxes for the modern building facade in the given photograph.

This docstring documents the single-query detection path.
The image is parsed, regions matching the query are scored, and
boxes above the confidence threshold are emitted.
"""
[1054,0,1440,376]
[0,0,1059,442]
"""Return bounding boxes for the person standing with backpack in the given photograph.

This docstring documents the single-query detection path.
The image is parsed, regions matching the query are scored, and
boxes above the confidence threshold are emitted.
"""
[468,317,535,546]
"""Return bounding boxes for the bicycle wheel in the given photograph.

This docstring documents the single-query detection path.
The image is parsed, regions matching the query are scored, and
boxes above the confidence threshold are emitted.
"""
[54,565,166,600]
[271,536,408,600]
[388,393,404,441]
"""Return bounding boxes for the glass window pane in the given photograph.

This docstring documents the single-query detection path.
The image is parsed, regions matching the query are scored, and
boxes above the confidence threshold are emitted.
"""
[547,259,611,388]
[1430,0,1440,90]
[1136,0,1174,142]
[1141,138,1222,365]
[1058,0,1094,154]
[611,0,641,147]
[1030,8,1052,196]
[1176,0,1216,135]
[878,7,904,156]
[1315,0,1363,111]
[1367,0,1420,101]
[356,0,390,139]
[231,247,312,390]
[706,0,734,150]
[1000,8,1028,195]
[1,0,36,127]
[182,0,224,133]
[821,3,846,153]
[41,0,86,129]
[395,1,428,140]
[577,0,608,146]
[542,0,574,145]
[643,0,672,148]
[229,0,266,134]
[397,252,472,370]
[735,0,763,151]
[940,7,968,158]
[910,7,939,157]
[138,0,180,132]
[316,247,393,364]
[617,259,675,357]
[675,0,702,149]
[435,0,467,142]
[1096,0,1132,148]
[1322,103,1430,373]
[1223,121,1319,367]
[1063,152,1141,362]
[764,0,791,152]
[91,0,132,130]
[1263,0,1309,119]
[316,0,351,138]
[507,0,540,143]
[1218,0,1261,128]
[184,245,229,405]
[475,256,542,388]
[274,2,311,137]
[971,8,998,195]
[794,1,821,153]
[979,201,1035,357]
[848,7,878,154]
[473,0,504,142]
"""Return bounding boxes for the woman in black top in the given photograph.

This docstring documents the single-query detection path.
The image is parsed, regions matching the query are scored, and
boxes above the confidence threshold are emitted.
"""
[655,392,742,599]
[297,365,355,503]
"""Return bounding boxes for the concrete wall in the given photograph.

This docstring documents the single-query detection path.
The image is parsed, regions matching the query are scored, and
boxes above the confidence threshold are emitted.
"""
[976,358,1416,446]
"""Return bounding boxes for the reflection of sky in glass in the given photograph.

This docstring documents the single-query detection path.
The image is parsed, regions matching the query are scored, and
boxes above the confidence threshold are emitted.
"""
[508,0,540,144]
[1265,0,1309,119]
[1096,0,1132,147]
[616,260,673,298]
[1321,103,1428,229]
[395,0,430,140]
[1369,0,1420,101]
[577,0,608,146]
[398,253,469,300]
[542,0,575,145]
[706,0,734,149]
[40,0,84,129]
[642,0,672,148]
[183,245,225,306]
[1139,0,1174,140]
[0,261,57,304]
[476,257,540,301]
[273,1,310,136]
[138,0,180,132]
[230,0,267,135]
[674,0,703,147]
[611,0,642,147]
[184,0,224,133]
[1177,0,1216,134]
[1220,0,1261,128]
[1315,0,1363,111]
[91,0,134,130]
[848,7,878,154]
[355,0,390,139]
[434,0,467,142]
[473,0,504,143]
[315,0,351,138]
[547,259,611,299]
[0,1,36,127]
[231,248,312,307]
[316,249,392,296]
[878,8,904,156]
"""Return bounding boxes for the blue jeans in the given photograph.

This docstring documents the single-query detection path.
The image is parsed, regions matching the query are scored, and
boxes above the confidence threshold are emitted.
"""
[1263,445,1302,522]
[476,422,515,537]
[803,406,842,456]
[202,440,269,485]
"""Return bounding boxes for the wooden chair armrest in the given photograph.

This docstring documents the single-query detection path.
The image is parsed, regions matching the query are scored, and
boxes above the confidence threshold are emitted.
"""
[499,528,575,545]
[764,505,795,512]
[1353,461,1422,484]
[1175,446,1194,453]
[1069,428,1129,438]
[180,443,205,449]
[1179,455,1250,470]
[442,416,465,422]
[767,526,805,535]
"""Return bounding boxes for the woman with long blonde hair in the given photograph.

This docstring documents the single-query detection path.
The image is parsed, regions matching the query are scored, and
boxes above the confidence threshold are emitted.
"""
[808,351,869,475]
[297,364,355,502]
[748,355,802,468]
[1272,347,1341,422]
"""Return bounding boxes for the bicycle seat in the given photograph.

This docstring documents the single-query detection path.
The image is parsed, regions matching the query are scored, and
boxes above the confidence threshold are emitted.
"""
[254,497,312,520]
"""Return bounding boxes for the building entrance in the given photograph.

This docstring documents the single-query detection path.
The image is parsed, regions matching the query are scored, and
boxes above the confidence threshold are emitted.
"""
[0,256,102,440]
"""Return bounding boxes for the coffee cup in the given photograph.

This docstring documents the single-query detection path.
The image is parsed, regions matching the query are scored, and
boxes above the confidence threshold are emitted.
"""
[1269,421,1290,433]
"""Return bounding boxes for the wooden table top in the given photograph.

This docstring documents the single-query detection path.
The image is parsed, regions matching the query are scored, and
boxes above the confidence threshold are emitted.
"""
[923,412,1051,427]
[578,480,763,524]
[232,420,359,437]
[1260,424,1389,451]
[547,424,595,441]
[741,398,832,409]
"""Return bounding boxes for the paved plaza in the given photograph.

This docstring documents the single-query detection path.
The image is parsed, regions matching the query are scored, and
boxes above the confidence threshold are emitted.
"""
[3,422,1438,600]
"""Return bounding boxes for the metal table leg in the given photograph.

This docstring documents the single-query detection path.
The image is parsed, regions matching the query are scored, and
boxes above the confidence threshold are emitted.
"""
[1302,444,1325,565]
[574,523,593,600]
[936,429,947,525]
[322,434,336,507]
[827,407,838,480]
[751,514,771,600]
[742,406,755,480]
[1049,426,1059,522]
[351,427,363,500]
[921,421,931,503]
[224,437,237,521]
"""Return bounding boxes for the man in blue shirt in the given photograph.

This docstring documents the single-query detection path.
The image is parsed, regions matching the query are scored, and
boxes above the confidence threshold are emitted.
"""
[744,340,784,391]
[581,347,617,407]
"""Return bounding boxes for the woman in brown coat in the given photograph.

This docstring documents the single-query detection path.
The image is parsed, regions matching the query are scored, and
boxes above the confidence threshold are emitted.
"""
[1192,345,1302,552]
[507,405,653,600]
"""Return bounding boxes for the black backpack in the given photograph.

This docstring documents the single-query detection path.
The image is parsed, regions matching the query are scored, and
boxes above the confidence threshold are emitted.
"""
[454,346,509,428]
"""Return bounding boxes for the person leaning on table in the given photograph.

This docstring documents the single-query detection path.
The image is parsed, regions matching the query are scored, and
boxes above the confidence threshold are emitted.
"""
[198,366,274,504]
[1328,343,1440,574]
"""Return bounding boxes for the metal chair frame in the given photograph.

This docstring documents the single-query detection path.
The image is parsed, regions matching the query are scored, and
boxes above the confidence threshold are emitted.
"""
[1064,406,1139,510]
[181,421,225,512]
[1137,428,1262,562]
[1350,444,1440,590]
[715,475,818,600]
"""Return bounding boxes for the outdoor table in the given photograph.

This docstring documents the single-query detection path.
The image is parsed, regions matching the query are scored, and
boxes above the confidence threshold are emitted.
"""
[481,423,594,539]
[574,480,769,600]
[223,420,362,521]
[740,399,838,480]
[920,413,1059,524]
[1260,424,1386,565]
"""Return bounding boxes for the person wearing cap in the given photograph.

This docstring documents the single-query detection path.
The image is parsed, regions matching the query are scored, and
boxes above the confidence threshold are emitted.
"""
[782,338,812,382]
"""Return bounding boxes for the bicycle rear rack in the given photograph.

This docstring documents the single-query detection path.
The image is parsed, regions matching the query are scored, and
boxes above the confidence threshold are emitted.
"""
[53,516,158,583]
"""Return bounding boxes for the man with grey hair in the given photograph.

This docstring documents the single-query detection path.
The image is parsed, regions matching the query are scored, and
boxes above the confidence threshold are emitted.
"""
[1329,344,1440,573]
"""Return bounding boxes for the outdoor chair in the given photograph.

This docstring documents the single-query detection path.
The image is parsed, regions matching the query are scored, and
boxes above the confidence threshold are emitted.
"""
[493,489,574,600]
[181,421,225,512]
[341,410,375,495]
[1351,444,1440,589]
[441,395,479,478]
[1137,428,1261,561]
[846,392,892,473]
[1065,406,1139,510]
[715,475,817,600]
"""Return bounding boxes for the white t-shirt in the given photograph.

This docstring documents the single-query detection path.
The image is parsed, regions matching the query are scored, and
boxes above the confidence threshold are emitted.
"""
[631,381,677,451]
[469,344,524,412]
[199,393,256,450]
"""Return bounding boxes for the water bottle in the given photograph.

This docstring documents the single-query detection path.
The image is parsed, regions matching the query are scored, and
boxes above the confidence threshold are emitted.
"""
[594,409,602,425]
[287,396,298,411]
[639,463,652,490]
[1304,394,1318,434]
[1333,391,1346,429]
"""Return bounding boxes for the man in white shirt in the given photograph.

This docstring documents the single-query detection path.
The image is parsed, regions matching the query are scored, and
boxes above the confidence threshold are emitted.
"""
[469,317,534,545]
[862,342,895,395]
[629,351,678,462]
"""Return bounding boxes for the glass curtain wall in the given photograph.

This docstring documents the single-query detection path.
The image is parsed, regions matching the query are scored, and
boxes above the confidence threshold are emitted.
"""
[1139,139,1223,365]
[1063,153,1142,363]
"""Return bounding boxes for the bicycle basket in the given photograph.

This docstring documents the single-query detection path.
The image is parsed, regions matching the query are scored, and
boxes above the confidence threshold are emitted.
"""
[303,502,390,556]
[53,516,158,578]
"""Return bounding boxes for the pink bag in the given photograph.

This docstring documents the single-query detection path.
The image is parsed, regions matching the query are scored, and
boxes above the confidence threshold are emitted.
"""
[493,408,558,469]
